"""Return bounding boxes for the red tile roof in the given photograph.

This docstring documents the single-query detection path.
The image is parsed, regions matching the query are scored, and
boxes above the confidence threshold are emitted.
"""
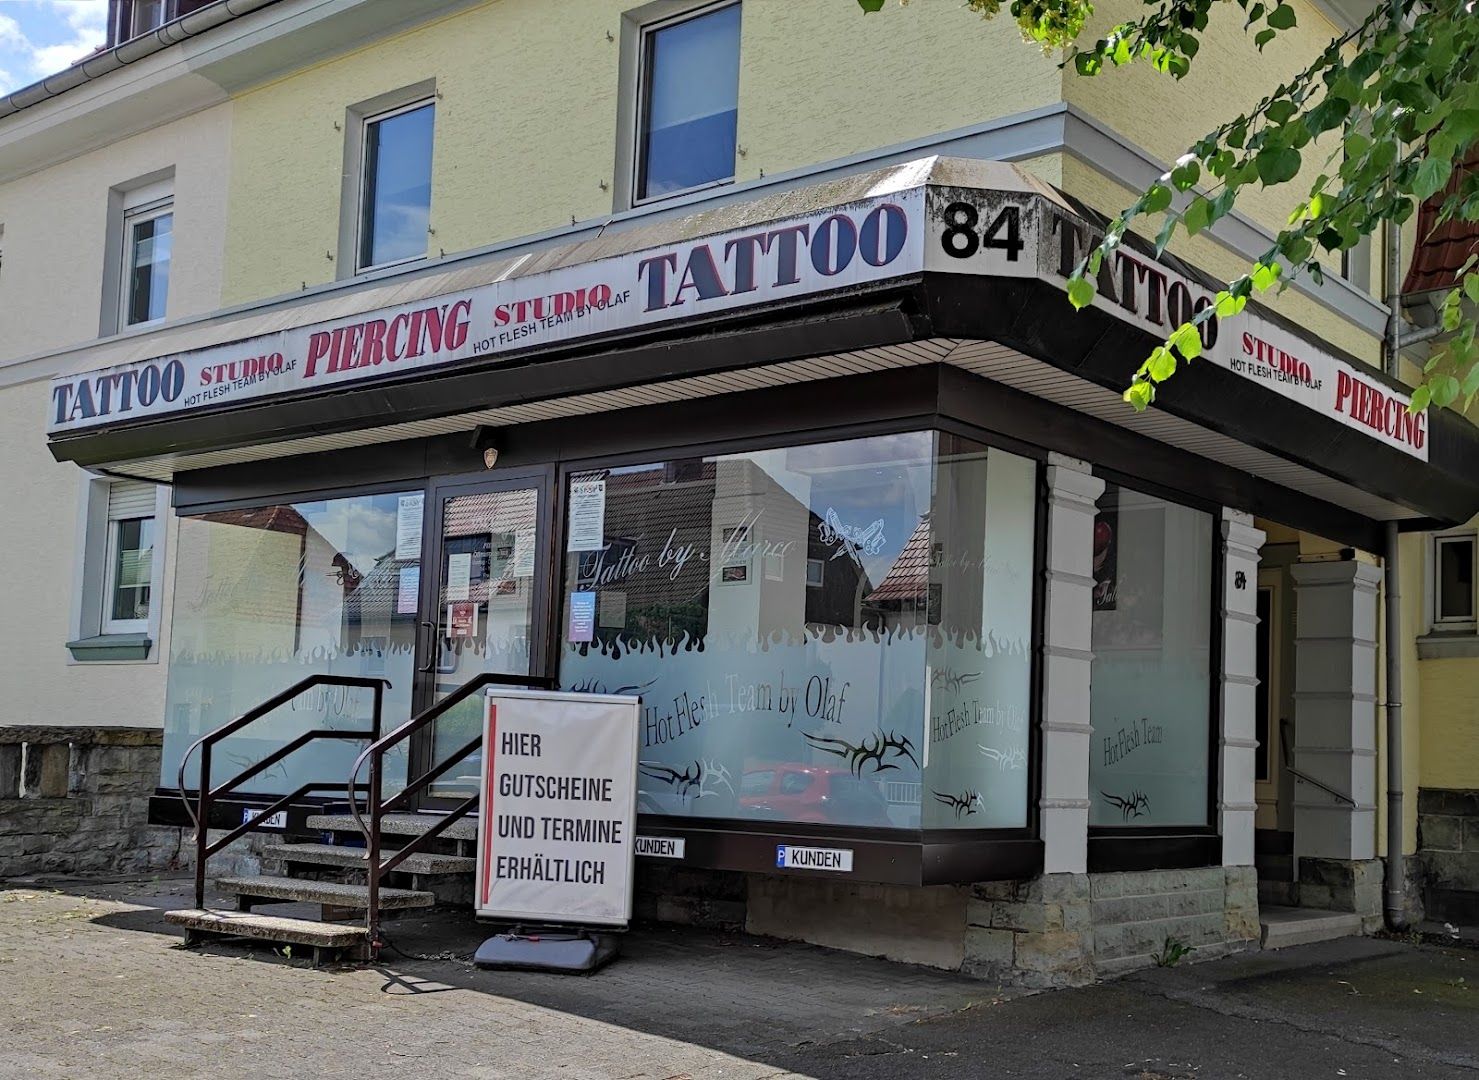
[1403,147,1479,297]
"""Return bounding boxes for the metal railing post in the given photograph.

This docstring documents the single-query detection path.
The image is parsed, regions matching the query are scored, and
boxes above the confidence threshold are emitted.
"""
[194,742,211,909]
[367,749,382,956]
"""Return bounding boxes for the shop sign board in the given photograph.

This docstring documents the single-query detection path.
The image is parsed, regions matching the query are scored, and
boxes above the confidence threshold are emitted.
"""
[475,688,641,928]
[921,188,1428,461]
[49,168,1424,461]
[47,185,927,435]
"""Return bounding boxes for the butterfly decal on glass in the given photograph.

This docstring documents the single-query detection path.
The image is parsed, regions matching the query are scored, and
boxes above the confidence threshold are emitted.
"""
[817,508,886,561]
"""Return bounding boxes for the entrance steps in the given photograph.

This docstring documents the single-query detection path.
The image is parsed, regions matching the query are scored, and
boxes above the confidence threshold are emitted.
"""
[167,811,476,962]
[1260,905,1364,949]
[165,909,370,966]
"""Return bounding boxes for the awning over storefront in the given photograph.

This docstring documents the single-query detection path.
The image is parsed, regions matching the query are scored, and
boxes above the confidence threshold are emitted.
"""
[44,157,1479,527]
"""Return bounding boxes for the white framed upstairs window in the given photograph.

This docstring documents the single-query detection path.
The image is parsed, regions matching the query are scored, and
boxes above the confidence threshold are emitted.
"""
[630,0,741,205]
[69,476,168,662]
[102,482,158,635]
[356,98,435,273]
[1432,532,1477,629]
[120,193,173,328]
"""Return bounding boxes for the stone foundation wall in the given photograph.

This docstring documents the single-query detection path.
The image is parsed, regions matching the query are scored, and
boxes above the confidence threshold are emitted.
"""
[1417,788,1479,924]
[1296,856,1384,930]
[0,726,185,880]
[638,862,1261,987]
[965,867,1260,987]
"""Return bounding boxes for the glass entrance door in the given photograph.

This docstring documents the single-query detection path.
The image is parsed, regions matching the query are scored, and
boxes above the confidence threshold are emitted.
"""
[411,472,551,805]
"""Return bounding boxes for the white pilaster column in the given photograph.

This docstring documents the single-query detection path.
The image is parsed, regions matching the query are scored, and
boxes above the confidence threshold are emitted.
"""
[1219,508,1265,867]
[1039,453,1104,875]
[1290,560,1381,862]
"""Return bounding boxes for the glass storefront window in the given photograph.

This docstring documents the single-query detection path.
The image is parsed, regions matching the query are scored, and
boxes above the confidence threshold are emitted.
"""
[556,431,1038,831]
[1088,483,1214,827]
[161,491,422,795]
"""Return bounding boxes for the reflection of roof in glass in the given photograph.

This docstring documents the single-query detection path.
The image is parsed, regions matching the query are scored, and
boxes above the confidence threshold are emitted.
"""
[865,515,931,603]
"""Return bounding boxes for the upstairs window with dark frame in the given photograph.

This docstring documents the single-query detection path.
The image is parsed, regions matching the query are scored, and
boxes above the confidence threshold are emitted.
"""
[635,1,741,203]
[1433,532,1476,627]
[101,480,158,635]
[357,100,435,272]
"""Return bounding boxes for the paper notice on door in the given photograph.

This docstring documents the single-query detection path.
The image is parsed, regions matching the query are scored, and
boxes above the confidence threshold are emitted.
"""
[447,601,479,639]
[598,590,627,629]
[567,480,606,551]
[395,494,424,560]
[512,528,536,578]
[446,552,472,601]
[396,566,420,615]
[567,591,596,642]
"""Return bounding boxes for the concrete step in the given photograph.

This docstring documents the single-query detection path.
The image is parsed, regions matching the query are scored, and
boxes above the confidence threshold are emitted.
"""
[307,812,476,842]
[1260,905,1364,949]
[264,842,474,876]
[166,908,368,963]
[216,875,435,911]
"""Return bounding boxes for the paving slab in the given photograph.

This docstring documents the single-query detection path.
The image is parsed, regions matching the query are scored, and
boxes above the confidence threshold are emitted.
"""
[2,877,1478,1079]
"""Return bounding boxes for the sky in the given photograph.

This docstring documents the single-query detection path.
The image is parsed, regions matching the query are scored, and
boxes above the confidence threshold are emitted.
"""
[0,0,108,96]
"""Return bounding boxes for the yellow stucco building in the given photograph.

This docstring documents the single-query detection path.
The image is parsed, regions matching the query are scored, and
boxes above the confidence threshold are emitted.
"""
[3,0,1477,978]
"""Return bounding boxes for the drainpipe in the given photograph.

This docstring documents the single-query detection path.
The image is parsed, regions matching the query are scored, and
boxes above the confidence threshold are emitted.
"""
[1380,0,1409,933]
[1383,520,1407,930]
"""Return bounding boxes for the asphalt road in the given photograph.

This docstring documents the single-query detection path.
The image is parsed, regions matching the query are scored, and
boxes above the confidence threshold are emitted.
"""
[0,876,1474,1079]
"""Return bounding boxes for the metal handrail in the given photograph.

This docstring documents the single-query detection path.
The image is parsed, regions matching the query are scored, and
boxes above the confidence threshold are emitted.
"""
[349,670,554,955]
[1289,767,1358,807]
[175,673,390,909]
[1279,716,1357,808]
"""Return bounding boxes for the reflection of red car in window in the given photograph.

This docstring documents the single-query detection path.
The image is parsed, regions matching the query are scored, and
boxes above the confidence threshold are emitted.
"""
[738,764,892,827]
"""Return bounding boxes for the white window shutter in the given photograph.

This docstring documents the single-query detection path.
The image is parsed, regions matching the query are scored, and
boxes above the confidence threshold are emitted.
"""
[107,479,156,520]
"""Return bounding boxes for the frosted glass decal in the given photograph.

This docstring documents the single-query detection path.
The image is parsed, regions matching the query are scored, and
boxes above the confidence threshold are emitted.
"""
[923,444,1036,829]
[162,491,424,796]
[557,432,1039,831]
[1088,485,1213,827]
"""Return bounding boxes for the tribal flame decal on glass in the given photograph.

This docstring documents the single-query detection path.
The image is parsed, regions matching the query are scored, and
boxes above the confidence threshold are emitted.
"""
[802,729,919,776]
[1101,789,1151,821]
[931,788,982,820]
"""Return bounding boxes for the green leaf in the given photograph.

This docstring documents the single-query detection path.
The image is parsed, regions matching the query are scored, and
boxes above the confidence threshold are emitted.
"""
[1255,27,1276,49]
[1145,183,1174,213]
[857,0,886,11]
[1412,155,1454,201]
[1215,290,1248,318]
[1284,237,1313,266]
[1067,277,1096,310]
[1183,196,1213,236]
[1465,273,1479,306]
[1256,146,1302,186]
[1148,347,1177,381]
[1171,160,1201,192]
[1432,375,1461,408]
[1266,4,1297,29]
[1252,261,1282,291]
[1171,323,1203,361]
[1123,381,1154,411]
[1408,384,1432,413]
[1075,52,1103,76]
[1266,100,1297,125]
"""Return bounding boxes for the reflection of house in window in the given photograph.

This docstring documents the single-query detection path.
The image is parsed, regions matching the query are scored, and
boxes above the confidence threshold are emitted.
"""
[577,458,882,646]
[198,505,344,657]
[865,514,936,628]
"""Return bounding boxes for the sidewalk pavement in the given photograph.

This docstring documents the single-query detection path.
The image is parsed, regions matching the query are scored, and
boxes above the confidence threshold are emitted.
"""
[0,875,1475,1079]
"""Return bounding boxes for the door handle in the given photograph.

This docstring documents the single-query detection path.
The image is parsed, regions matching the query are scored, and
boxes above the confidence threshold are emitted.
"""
[419,619,437,674]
